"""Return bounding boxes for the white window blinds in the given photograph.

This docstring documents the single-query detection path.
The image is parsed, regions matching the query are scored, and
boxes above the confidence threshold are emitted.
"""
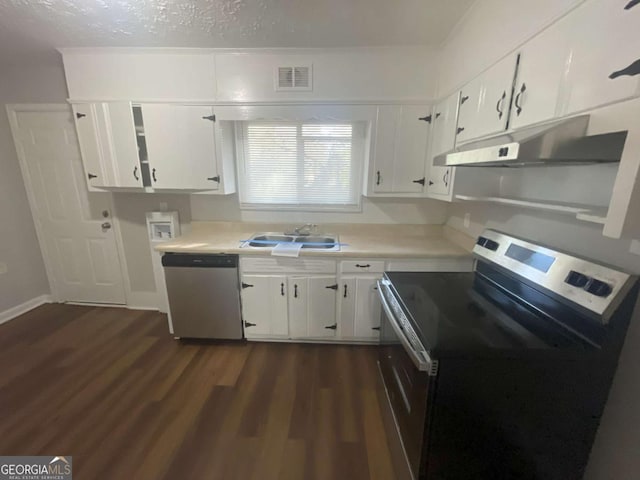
[237,121,365,210]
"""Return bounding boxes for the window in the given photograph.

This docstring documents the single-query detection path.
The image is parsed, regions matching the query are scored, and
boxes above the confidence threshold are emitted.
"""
[236,121,366,211]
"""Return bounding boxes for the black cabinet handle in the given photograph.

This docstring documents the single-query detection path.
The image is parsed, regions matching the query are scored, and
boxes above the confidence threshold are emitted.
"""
[281,283,285,296]
[609,59,640,79]
[456,127,465,135]
[207,175,220,183]
[241,282,254,289]
[76,112,86,119]
[343,284,348,298]
[325,324,337,330]
[418,115,432,123]
[376,170,381,186]
[355,264,371,268]
[496,90,506,119]
[413,177,426,186]
[461,95,469,104]
[294,284,298,298]
[244,321,256,328]
[443,169,450,187]
[515,83,526,116]
[152,168,157,182]
[625,0,639,9]
[372,326,381,331]
[87,173,97,180]
[133,166,139,181]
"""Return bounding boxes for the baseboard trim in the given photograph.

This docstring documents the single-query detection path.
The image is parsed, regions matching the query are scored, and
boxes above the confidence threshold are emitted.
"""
[126,291,159,311]
[0,294,53,325]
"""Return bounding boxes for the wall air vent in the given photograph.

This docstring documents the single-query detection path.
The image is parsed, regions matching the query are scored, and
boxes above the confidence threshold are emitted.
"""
[275,65,313,91]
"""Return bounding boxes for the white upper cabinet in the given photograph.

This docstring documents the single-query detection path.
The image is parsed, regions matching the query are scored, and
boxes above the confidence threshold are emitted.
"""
[426,92,459,198]
[510,22,571,129]
[141,105,222,191]
[564,0,640,115]
[456,55,518,143]
[369,104,431,195]
[72,102,142,191]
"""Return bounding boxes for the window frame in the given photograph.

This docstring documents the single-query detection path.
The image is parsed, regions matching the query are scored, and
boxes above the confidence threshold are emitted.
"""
[235,120,367,212]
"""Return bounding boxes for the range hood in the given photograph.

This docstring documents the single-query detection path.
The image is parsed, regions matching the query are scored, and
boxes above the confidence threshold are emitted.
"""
[435,115,628,167]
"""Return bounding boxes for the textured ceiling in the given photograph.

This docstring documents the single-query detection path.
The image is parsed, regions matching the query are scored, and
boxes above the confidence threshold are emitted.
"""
[0,0,474,60]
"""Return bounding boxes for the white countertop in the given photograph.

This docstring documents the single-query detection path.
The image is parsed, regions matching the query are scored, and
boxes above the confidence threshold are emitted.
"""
[155,222,473,259]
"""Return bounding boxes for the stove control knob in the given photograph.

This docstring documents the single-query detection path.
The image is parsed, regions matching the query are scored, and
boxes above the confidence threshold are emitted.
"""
[565,270,590,288]
[585,279,613,297]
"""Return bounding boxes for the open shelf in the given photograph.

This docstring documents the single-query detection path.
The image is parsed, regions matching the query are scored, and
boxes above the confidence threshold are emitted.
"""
[454,195,608,226]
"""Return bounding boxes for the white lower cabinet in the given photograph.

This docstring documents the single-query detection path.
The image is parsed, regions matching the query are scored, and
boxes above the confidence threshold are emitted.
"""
[339,276,382,341]
[288,276,338,339]
[240,275,289,338]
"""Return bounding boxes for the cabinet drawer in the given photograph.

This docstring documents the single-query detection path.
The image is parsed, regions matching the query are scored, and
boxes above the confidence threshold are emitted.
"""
[340,260,386,273]
[240,257,337,274]
[386,257,474,272]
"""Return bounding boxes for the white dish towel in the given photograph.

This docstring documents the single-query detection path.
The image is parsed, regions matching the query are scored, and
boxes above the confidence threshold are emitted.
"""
[271,242,303,257]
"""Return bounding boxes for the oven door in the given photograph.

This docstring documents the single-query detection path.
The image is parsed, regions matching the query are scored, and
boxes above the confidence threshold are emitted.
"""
[378,279,435,480]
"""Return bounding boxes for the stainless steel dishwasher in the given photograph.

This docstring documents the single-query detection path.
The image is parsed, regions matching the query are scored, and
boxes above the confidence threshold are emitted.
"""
[162,253,243,339]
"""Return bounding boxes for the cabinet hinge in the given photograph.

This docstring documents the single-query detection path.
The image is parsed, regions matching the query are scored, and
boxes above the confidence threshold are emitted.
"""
[87,173,97,180]
[412,177,426,186]
[207,176,221,183]
[325,324,337,330]
[76,112,86,119]
[325,284,338,290]
[244,321,256,327]
[202,115,216,122]
[609,58,640,79]
[372,326,380,331]
[241,282,254,289]
[418,115,432,123]
[460,95,470,104]
[625,0,639,10]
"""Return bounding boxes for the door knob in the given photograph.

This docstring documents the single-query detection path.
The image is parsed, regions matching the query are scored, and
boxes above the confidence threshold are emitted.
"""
[101,222,112,230]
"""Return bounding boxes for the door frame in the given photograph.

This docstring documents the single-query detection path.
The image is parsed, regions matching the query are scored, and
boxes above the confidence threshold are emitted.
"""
[6,103,133,306]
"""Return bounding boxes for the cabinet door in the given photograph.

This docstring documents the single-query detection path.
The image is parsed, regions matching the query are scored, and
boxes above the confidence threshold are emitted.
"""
[240,275,288,337]
[104,102,142,188]
[457,55,517,142]
[339,277,357,337]
[72,103,110,190]
[510,24,570,129]
[373,105,430,193]
[141,105,219,190]
[288,276,337,338]
[353,277,382,339]
[565,0,640,115]
[426,92,459,198]
[307,276,338,338]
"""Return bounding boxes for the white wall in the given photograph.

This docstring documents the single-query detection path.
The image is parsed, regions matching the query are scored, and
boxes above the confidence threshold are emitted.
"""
[440,1,640,477]
[0,56,67,314]
[436,0,583,97]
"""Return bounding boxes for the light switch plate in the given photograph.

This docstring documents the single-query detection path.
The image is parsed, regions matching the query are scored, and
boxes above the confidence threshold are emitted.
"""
[630,239,640,256]
[0,262,7,274]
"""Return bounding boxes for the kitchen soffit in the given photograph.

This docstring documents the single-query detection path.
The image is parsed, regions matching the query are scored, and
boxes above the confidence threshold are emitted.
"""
[0,0,474,60]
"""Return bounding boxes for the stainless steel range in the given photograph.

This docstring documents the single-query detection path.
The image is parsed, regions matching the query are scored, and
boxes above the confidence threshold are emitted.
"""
[377,230,639,480]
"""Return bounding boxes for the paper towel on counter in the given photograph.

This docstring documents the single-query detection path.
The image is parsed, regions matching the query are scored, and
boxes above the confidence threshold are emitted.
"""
[271,242,303,257]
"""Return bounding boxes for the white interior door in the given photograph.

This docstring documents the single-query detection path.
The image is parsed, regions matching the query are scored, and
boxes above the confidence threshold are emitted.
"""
[9,106,126,304]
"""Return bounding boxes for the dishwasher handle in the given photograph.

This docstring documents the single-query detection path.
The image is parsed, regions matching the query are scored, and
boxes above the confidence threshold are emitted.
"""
[162,253,238,268]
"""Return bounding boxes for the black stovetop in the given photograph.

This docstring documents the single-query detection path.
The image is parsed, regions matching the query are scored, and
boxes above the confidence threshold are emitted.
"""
[384,271,595,356]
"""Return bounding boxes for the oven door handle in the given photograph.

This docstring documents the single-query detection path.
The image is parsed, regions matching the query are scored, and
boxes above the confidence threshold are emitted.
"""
[377,280,432,372]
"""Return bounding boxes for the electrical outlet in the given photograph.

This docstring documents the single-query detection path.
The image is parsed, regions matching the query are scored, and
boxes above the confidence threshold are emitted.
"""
[630,239,640,256]
[464,213,471,229]
[0,262,7,274]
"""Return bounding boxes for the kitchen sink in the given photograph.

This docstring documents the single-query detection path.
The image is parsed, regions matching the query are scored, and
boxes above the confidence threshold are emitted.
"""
[242,232,340,251]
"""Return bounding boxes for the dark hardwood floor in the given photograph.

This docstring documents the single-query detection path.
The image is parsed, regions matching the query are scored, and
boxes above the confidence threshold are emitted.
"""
[0,304,397,479]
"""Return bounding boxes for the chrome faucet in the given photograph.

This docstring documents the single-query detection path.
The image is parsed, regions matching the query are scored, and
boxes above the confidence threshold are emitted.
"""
[293,223,317,236]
